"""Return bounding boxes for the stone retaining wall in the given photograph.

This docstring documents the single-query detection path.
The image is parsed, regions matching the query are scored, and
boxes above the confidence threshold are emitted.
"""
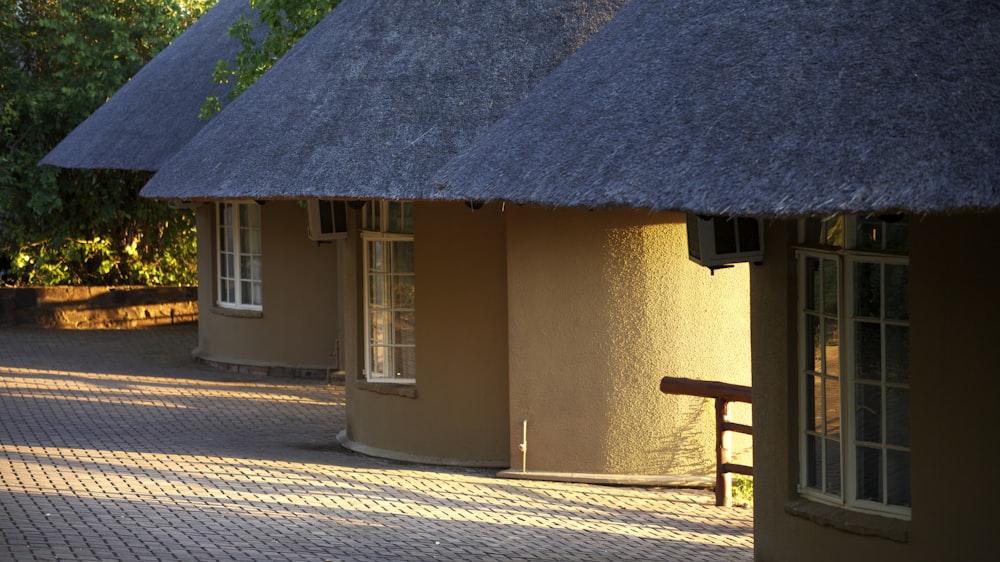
[0,286,198,329]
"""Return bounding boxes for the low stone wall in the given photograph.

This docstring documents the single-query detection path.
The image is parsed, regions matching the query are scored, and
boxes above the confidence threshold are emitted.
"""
[0,286,198,329]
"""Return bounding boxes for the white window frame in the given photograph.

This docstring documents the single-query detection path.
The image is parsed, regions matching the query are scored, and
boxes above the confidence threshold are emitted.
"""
[361,200,415,384]
[796,216,911,520]
[216,202,262,311]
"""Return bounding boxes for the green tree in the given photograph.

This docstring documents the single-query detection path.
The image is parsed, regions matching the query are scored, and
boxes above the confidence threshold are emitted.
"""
[201,0,339,118]
[0,0,212,286]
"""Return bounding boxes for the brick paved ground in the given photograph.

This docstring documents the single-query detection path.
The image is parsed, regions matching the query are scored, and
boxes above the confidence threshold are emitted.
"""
[0,326,753,561]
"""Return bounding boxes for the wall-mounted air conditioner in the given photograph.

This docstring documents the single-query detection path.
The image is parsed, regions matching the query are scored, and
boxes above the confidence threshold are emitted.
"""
[686,214,764,269]
[307,200,348,241]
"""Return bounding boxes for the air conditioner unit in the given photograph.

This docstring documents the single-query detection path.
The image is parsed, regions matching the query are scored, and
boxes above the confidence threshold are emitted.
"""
[307,200,348,241]
[686,214,764,269]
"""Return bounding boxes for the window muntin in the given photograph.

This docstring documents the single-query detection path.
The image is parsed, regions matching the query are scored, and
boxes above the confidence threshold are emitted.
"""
[798,215,910,518]
[217,202,262,310]
[362,201,415,383]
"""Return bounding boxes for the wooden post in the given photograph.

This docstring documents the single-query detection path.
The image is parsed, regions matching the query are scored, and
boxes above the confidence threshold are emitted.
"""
[716,397,732,507]
[659,376,752,507]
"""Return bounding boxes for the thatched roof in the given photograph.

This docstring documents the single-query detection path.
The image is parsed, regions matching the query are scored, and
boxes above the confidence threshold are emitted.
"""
[140,0,625,201]
[433,0,1000,216]
[39,0,257,171]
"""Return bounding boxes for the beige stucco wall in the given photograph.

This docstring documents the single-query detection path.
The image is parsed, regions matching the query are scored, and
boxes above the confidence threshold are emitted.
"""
[751,213,1000,561]
[342,201,510,466]
[504,206,752,479]
[193,201,343,372]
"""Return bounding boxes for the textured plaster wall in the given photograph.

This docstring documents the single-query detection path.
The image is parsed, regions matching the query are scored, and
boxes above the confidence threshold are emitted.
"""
[344,201,510,466]
[505,206,752,477]
[193,201,342,370]
[752,214,1000,561]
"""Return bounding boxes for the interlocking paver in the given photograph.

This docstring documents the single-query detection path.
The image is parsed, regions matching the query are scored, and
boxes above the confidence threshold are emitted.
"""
[1,326,753,561]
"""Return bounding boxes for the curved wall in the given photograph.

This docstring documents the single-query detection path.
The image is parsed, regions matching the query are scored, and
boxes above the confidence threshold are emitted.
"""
[194,201,343,372]
[504,206,752,478]
[342,201,510,466]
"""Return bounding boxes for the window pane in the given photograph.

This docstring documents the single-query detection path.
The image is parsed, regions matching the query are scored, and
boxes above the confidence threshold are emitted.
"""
[885,220,909,252]
[855,445,883,503]
[393,241,415,273]
[250,282,262,306]
[392,276,415,308]
[855,217,883,250]
[824,438,841,497]
[225,254,234,279]
[369,274,386,306]
[221,280,234,304]
[713,217,738,254]
[393,346,417,379]
[824,217,844,247]
[240,255,253,279]
[854,262,881,318]
[805,375,820,432]
[402,201,415,234]
[824,376,840,437]
[368,241,385,273]
[824,318,839,377]
[318,201,334,234]
[369,308,388,345]
[333,201,347,233]
[885,325,909,383]
[854,321,882,382]
[822,259,838,315]
[240,281,253,305]
[392,311,416,346]
[804,258,820,312]
[369,346,386,378]
[885,264,909,321]
[887,450,911,507]
[242,203,260,228]
[803,218,822,245]
[855,383,882,444]
[806,435,821,489]
[363,200,381,232]
[886,387,910,448]
[737,218,760,252]
[805,314,821,372]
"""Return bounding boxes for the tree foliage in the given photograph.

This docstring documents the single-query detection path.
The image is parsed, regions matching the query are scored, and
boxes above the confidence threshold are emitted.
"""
[0,0,212,286]
[201,0,339,118]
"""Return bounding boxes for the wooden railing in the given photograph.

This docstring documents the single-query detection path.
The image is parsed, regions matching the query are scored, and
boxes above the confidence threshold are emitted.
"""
[659,376,752,507]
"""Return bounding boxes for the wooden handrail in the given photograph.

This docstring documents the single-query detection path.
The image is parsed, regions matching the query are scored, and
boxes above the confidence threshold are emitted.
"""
[660,376,752,507]
[659,377,751,403]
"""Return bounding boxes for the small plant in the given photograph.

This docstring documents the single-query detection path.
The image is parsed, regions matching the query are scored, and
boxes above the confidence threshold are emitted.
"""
[731,475,754,508]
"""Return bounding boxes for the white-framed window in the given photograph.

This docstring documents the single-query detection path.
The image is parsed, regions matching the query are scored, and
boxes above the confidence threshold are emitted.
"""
[797,215,910,519]
[217,202,262,310]
[361,200,415,383]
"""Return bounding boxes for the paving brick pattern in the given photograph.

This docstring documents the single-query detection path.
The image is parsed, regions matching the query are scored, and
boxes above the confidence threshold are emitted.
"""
[0,327,753,561]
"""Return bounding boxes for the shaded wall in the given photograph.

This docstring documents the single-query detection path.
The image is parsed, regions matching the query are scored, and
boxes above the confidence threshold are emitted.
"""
[504,206,752,479]
[342,201,510,466]
[193,201,342,373]
[751,213,1000,561]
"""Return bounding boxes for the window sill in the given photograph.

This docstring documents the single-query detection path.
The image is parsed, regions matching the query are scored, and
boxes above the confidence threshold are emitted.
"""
[211,305,263,319]
[355,380,417,399]
[785,498,910,543]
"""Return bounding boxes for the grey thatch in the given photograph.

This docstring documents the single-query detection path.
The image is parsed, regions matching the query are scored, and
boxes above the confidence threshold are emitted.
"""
[39,0,257,171]
[140,0,625,201]
[433,0,1000,216]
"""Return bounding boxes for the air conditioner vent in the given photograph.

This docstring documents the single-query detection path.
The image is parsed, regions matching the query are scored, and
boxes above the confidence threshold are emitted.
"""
[307,200,348,241]
[686,214,764,269]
